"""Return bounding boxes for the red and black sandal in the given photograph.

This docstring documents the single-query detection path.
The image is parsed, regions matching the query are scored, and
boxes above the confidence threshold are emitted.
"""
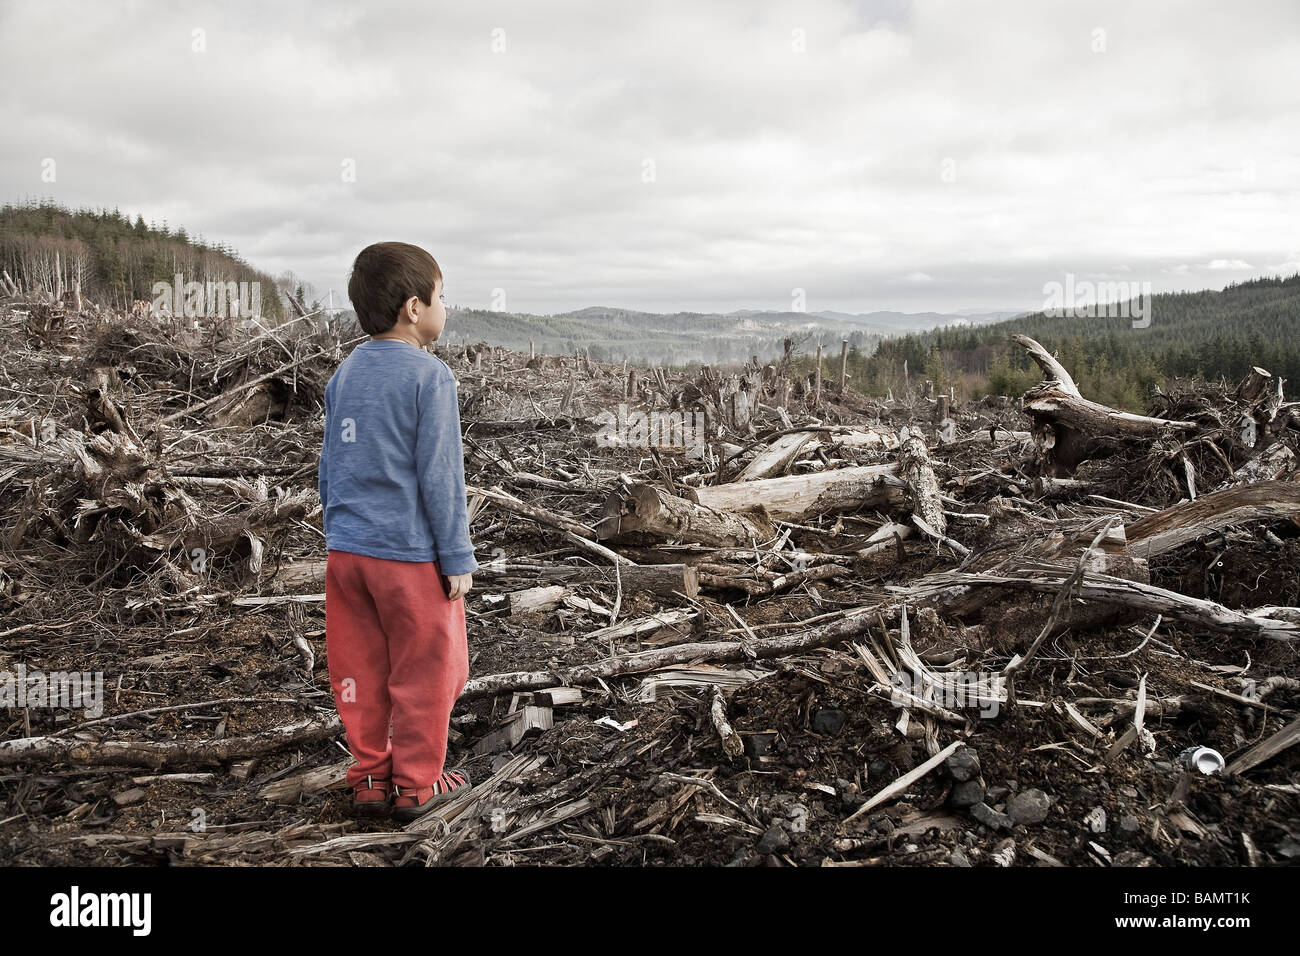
[392,769,473,822]
[351,775,393,818]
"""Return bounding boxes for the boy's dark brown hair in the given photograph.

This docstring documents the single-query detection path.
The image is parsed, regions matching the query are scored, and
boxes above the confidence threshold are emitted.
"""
[347,241,443,335]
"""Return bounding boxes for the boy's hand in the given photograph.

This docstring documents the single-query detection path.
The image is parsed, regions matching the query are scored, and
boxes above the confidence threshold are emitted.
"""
[446,573,473,601]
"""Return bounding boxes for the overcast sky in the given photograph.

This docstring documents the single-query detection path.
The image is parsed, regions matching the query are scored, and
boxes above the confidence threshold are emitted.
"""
[2,0,1298,316]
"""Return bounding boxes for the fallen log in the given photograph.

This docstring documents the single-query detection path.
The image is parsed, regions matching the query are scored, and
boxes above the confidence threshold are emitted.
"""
[0,714,342,769]
[735,432,818,481]
[1126,480,1300,558]
[735,427,901,482]
[540,562,700,600]
[508,585,569,616]
[597,482,775,547]
[691,463,902,522]
[1021,382,1198,475]
[903,567,1300,641]
[898,427,945,537]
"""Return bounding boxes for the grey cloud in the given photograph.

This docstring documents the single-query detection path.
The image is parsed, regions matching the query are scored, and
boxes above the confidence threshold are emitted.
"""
[1,0,1297,316]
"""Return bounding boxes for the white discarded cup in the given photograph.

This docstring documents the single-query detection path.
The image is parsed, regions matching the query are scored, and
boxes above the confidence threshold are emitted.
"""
[1177,746,1225,775]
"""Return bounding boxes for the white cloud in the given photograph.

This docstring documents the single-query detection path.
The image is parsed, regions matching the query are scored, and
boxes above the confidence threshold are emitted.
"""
[1,0,1297,314]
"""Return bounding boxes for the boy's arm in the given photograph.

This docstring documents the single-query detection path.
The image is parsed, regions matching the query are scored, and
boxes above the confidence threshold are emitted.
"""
[415,369,479,576]
[317,389,330,535]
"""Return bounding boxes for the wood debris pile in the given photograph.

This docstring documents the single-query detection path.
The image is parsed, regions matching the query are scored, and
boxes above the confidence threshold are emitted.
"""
[2,295,1298,867]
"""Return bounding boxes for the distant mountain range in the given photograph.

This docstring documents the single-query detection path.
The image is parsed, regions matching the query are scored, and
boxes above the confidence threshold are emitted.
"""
[427,304,1029,367]
[729,307,1028,337]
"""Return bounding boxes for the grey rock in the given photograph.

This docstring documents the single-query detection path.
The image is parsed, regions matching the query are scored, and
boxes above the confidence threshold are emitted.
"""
[949,779,985,809]
[755,824,790,855]
[948,848,972,867]
[1007,788,1051,826]
[970,801,1013,830]
[945,746,981,782]
[812,708,847,735]
[1119,814,1141,834]
[985,785,1010,803]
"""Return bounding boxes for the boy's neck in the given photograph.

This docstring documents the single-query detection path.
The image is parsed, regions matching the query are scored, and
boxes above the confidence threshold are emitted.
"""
[371,330,425,349]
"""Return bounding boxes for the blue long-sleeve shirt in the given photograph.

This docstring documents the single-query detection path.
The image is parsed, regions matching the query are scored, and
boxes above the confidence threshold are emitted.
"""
[317,340,479,575]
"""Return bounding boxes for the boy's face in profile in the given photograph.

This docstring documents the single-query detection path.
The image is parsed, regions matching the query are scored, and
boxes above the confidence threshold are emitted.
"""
[418,275,447,345]
[376,274,446,347]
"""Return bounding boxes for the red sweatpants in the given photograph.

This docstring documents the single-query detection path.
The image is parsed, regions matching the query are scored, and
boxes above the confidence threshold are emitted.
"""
[324,550,469,791]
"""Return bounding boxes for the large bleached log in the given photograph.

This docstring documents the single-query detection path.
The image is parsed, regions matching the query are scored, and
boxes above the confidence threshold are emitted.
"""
[735,432,818,481]
[898,427,945,537]
[1126,480,1300,558]
[735,426,900,481]
[598,483,776,547]
[508,585,569,616]
[831,427,901,452]
[692,463,902,522]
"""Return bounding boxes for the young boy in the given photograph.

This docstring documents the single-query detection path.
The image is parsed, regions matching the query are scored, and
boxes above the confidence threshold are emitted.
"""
[318,241,478,821]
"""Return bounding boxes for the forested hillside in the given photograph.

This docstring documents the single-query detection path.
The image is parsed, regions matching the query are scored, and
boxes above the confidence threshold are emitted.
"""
[0,199,283,319]
[848,274,1300,410]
